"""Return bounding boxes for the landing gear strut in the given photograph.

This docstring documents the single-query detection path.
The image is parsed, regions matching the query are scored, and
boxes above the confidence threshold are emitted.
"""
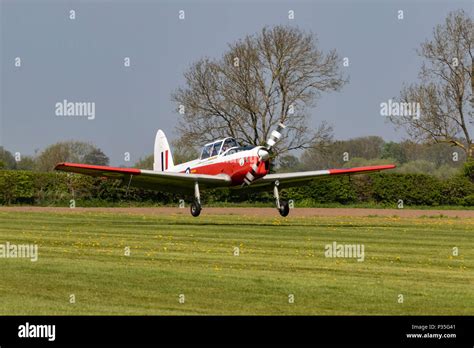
[190,181,202,217]
[274,181,290,217]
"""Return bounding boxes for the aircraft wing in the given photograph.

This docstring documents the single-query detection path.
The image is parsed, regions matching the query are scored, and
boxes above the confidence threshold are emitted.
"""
[251,165,396,189]
[55,162,232,194]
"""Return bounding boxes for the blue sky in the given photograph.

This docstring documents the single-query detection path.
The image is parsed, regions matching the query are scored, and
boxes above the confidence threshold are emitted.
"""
[1,0,471,165]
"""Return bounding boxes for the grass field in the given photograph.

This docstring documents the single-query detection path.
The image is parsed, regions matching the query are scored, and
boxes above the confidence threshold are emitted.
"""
[0,210,472,315]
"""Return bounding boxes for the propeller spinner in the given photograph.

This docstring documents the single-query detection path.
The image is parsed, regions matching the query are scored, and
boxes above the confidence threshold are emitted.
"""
[242,123,286,186]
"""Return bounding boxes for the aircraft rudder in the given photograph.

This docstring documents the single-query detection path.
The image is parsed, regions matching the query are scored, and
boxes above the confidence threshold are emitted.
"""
[153,130,174,171]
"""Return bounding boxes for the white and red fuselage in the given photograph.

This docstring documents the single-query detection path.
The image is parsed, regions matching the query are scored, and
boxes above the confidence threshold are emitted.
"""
[151,131,273,187]
[170,140,269,186]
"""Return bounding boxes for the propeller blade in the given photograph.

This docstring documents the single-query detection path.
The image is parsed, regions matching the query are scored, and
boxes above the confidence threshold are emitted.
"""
[265,123,286,151]
[243,123,286,186]
[242,150,268,186]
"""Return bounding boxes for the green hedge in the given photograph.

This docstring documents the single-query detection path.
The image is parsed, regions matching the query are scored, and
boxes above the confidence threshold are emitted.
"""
[281,173,473,207]
[371,173,442,206]
[0,170,473,207]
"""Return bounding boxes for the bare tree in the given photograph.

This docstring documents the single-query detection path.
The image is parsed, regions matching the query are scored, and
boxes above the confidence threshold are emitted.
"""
[172,25,347,155]
[389,10,473,159]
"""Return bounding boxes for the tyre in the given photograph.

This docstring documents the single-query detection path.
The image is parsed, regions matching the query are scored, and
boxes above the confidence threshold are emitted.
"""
[278,200,290,217]
[190,201,201,217]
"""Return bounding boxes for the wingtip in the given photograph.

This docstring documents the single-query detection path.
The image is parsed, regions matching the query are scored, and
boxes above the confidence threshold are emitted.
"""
[54,162,65,170]
[376,164,397,170]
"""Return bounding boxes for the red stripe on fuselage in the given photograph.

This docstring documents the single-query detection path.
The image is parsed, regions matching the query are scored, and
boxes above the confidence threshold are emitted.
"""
[181,156,267,185]
[165,150,168,170]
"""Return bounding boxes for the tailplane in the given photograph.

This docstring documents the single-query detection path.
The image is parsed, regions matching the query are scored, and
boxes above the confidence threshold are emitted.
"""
[153,130,174,171]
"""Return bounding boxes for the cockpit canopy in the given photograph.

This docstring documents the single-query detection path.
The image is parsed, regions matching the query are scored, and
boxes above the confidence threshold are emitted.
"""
[200,138,239,159]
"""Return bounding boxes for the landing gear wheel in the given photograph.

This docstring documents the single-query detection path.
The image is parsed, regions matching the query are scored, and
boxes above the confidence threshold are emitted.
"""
[190,201,202,217]
[278,200,290,217]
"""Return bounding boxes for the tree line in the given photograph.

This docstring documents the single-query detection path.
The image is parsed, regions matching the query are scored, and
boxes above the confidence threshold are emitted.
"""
[0,163,473,207]
[0,135,469,180]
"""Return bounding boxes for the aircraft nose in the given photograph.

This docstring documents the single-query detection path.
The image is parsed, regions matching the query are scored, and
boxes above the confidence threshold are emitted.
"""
[257,148,270,161]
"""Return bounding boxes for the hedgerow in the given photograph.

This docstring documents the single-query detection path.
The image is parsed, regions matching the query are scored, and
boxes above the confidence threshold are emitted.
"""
[0,170,473,207]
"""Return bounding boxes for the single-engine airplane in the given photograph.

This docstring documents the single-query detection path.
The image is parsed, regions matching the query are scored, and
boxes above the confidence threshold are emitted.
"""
[55,124,395,217]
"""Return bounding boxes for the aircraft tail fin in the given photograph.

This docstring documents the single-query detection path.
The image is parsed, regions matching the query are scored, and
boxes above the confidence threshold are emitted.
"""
[153,130,174,171]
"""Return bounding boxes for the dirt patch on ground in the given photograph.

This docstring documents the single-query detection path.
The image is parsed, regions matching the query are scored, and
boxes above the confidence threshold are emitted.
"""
[0,206,473,218]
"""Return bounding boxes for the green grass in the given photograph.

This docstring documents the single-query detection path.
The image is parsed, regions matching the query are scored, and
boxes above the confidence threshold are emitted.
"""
[0,211,472,315]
